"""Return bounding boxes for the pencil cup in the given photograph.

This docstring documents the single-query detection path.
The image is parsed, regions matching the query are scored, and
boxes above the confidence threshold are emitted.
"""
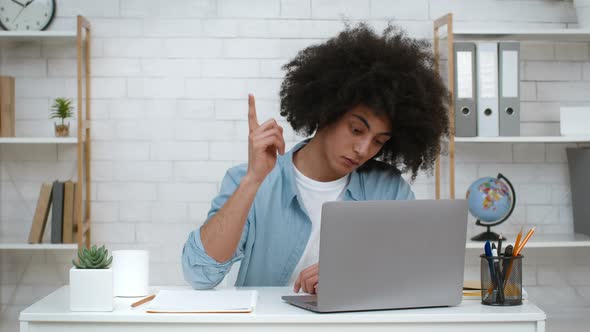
[112,250,150,297]
[480,254,523,306]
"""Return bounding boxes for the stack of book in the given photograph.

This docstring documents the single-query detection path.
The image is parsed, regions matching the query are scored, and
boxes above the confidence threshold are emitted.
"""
[28,180,79,244]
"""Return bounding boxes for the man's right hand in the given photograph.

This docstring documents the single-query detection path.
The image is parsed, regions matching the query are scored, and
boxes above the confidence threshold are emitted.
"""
[246,94,285,184]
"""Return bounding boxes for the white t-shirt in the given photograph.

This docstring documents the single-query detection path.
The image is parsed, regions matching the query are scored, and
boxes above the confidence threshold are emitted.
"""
[288,165,349,285]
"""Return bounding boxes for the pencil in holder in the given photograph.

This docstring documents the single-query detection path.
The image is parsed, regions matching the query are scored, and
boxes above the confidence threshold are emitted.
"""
[480,254,523,306]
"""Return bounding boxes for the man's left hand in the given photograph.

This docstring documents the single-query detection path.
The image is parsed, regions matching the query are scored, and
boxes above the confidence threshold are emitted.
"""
[294,263,319,294]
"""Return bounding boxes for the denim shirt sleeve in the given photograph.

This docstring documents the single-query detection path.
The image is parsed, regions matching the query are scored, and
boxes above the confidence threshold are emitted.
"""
[181,165,252,289]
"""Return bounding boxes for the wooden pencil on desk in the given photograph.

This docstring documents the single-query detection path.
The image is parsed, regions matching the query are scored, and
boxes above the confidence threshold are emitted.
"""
[131,294,155,308]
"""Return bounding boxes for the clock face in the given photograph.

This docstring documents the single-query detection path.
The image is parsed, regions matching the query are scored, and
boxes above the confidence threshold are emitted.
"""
[0,0,55,31]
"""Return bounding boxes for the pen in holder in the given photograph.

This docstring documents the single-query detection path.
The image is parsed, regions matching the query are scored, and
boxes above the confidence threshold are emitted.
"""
[480,254,523,306]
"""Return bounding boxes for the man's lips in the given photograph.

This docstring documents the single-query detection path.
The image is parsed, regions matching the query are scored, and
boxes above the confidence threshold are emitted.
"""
[343,157,360,166]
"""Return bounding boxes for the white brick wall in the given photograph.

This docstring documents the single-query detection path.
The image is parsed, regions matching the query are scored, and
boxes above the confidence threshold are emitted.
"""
[120,0,217,18]
[371,0,429,20]
[157,183,217,202]
[584,63,590,80]
[2,1,590,331]
[127,78,185,98]
[520,102,561,122]
[97,183,158,201]
[520,42,555,61]
[218,0,280,18]
[537,82,590,101]
[312,0,370,19]
[92,58,142,77]
[523,62,583,81]
[554,43,589,61]
[174,161,233,182]
[143,19,203,38]
[280,0,311,18]
[513,143,545,163]
[92,142,150,161]
[150,142,209,161]
[519,81,537,101]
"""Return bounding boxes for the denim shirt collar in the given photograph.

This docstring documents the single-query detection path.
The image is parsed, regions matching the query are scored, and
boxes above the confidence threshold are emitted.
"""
[280,139,362,207]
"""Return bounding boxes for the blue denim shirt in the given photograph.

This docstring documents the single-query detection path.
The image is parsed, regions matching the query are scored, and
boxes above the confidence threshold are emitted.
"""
[181,140,415,289]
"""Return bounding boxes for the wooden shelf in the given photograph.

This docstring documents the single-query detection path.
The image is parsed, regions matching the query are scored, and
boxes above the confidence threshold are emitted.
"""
[0,137,78,144]
[466,233,590,249]
[433,13,590,201]
[451,28,590,41]
[453,136,590,143]
[0,16,92,251]
[0,243,77,250]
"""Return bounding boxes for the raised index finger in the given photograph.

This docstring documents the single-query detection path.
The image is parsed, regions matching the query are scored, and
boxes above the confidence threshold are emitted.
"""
[248,94,259,133]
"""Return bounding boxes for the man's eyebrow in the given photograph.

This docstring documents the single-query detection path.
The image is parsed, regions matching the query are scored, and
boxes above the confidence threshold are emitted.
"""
[351,114,392,136]
[352,114,371,130]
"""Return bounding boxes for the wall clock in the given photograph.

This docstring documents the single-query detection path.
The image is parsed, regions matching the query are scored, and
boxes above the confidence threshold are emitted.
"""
[0,0,56,31]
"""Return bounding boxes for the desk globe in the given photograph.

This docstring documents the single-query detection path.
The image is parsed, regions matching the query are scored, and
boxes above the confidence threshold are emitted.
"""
[466,173,516,241]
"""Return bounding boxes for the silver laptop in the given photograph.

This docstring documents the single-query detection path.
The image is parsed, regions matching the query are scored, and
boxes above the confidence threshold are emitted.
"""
[282,199,468,313]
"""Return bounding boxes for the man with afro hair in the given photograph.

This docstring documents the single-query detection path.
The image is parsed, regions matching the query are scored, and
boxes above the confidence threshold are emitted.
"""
[182,23,450,294]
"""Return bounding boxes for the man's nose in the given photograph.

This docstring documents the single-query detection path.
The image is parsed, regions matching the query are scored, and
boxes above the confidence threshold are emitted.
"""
[354,139,371,158]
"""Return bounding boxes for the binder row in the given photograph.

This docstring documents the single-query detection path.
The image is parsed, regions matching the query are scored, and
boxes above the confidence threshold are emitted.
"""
[453,42,520,137]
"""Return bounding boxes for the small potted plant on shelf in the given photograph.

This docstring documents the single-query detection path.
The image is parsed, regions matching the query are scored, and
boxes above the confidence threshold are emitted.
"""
[70,244,114,311]
[50,97,74,137]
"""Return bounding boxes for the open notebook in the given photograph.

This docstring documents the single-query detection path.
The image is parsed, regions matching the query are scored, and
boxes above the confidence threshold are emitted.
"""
[146,289,258,313]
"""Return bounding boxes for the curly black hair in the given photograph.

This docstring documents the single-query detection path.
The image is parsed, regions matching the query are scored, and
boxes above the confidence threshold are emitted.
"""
[279,22,450,183]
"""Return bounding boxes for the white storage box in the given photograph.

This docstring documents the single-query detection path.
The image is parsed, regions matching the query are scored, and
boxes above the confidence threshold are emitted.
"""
[560,106,590,136]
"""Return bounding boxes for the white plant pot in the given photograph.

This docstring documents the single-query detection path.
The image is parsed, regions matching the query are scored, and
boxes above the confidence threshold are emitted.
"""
[69,267,114,311]
[574,0,590,28]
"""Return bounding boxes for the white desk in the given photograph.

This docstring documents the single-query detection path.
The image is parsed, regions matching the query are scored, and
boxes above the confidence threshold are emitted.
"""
[20,286,546,332]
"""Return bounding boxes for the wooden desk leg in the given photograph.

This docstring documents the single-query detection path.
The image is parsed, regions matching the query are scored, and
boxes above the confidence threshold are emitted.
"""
[20,321,29,332]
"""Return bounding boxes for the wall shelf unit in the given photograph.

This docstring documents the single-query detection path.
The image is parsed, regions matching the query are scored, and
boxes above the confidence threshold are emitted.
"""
[451,28,590,41]
[454,136,590,143]
[466,233,590,249]
[0,31,76,39]
[433,13,590,248]
[0,243,78,250]
[0,16,92,251]
[0,137,79,144]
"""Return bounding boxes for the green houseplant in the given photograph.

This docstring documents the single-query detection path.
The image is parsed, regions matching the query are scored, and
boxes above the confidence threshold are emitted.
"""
[70,244,114,312]
[72,245,113,269]
[50,97,74,137]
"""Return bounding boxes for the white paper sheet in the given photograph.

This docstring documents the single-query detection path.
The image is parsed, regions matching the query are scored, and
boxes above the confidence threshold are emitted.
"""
[146,289,257,313]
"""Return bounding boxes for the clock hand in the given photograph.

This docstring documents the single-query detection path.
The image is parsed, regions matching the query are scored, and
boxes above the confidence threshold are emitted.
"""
[24,0,34,8]
[10,0,25,8]
[13,6,26,22]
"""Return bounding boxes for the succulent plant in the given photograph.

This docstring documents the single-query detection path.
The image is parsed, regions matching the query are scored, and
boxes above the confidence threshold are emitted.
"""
[72,245,113,269]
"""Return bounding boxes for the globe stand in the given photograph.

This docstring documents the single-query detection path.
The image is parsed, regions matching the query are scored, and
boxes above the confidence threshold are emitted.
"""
[471,223,506,241]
